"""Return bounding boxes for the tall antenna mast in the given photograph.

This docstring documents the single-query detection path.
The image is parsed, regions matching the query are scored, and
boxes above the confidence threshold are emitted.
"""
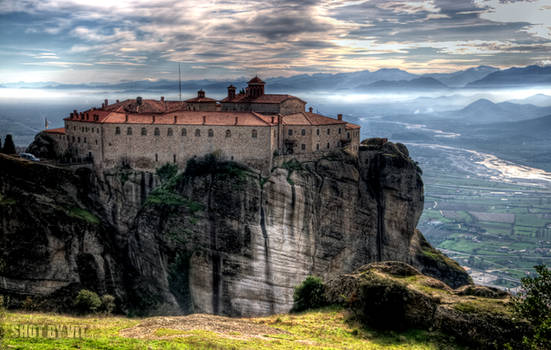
[178,63,182,102]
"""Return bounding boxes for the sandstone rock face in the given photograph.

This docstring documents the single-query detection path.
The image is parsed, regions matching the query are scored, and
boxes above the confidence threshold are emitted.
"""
[0,141,470,316]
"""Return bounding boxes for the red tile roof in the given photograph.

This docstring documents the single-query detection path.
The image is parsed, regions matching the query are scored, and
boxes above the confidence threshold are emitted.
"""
[283,112,347,126]
[220,93,305,104]
[345,123,361,130]
[44,127,66,134]
[101,111,278,126]
[105,99,186,114]
[184,97,218,103]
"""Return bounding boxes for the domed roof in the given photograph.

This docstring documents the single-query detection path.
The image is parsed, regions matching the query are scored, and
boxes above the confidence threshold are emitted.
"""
[248,76,265,84]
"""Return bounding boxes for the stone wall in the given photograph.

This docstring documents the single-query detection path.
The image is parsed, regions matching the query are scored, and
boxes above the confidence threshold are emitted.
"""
[280,99,306,115]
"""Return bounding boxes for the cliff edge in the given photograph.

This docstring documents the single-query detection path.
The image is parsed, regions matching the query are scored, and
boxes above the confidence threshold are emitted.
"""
[0,139,470,316]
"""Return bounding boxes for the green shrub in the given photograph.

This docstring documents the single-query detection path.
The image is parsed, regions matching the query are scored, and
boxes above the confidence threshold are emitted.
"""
[156,163,178,184]
[73,289,102,314]
[513,264,551,349]
[292,276,327,312]
[100,294,116,315]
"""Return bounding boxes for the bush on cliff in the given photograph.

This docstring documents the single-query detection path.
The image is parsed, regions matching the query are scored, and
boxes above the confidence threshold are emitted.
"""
[292,276,327,312]
[73,289,101,314]
[513,264,551,349]
[156,163,178,184]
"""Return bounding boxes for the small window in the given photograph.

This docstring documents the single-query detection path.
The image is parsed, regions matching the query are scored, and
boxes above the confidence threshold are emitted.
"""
[301,129,306,136]
[252,129,257,138]
[154,128,160,136]
[167,128,173,136]
[84,137,87,143]
[208,129,214,137]
[347,132,350,139]
[77,137,81,143]
[288,129,293,136]
[141,127,147,136]
[95,139,98,145]
[155,153,158,162]
[181,128,187,136]
[327,129,330,135]
[338,128,342,134]
[301,144,305,150]
[173,154,176,163]
[127,127,132,135]
[115,127,121,135]
[316,144,320,150]
[195,129,201,137]
[327,142,330,149]
[316,129,319,136]
[225,130,231,138]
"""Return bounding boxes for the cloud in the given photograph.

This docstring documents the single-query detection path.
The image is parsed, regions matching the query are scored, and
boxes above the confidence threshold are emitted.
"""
[1,0,551,82]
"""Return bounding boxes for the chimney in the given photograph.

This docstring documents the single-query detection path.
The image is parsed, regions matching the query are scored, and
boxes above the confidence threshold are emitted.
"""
[116,99,120,103]
[125,114,129,123]
[202,115,206,124]
[70,112,74,119]
[152,115,156,124]
[227,85,236,100]
[74,109,78,117]
[338,114,343,121]
[101,103,105,109]
[235,116,238,125]
[161,96,165,102]
[104,99,108,107]
[309,107,313,113]
[174,115,177,124]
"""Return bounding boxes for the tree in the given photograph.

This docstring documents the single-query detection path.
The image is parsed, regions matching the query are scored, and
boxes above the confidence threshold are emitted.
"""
[73,289,102,314]
[513,264,551,349]
[0,136,2,151]
[292,276,327,312]
[2,134,16,154]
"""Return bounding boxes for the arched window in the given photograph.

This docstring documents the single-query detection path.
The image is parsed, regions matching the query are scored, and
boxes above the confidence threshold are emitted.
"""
[167,128,173,136]
[84,137,87,143]
[252,129,257,138]
[338,128,342,134]
[316,144,320,150]
[327,142,330,149]
[301,129,306,136]
[327,129,330,135]
[173,154,176,163]
[195,129,201,137]
[155,153,158,162]
[208,129,214,137]
[141,127,147,136]
[181,128,187,136]
[316,129,320,136]
[225,130,231,138]
[127,127,132,135]
[115,127,121,135]
[347,132,350,139]
[288,129,293,136]
[154,128,160,136]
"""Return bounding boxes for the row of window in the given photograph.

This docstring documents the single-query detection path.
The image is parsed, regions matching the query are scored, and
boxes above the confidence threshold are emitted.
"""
[73,125,100,133]
[288,127,344,137]
[114,127,258,138]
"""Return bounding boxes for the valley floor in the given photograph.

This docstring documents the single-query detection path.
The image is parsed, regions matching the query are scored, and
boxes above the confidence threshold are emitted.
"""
[1,308,462,349]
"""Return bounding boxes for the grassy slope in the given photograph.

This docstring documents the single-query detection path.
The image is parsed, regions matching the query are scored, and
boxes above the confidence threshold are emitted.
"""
[2,308,462,349]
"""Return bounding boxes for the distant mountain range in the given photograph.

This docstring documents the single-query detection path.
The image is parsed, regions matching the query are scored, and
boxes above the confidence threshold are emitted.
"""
[2,65,551,93]
[444,98,551,124]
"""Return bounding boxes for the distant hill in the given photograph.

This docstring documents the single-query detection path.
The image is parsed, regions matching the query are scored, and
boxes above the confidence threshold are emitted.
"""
[509,94,551,107]
[424,66,499,87]
[450,98,551,124]
[358,77,449,91]
[467,65,551,88]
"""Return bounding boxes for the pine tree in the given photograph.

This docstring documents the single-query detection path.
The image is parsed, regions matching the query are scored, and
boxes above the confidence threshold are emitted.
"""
[2,134,16,154]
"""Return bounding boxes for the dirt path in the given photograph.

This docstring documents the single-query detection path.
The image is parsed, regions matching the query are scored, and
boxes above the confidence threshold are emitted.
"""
[119,313,287,340]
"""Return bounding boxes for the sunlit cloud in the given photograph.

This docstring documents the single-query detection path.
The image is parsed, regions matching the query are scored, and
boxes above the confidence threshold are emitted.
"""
[0,0,550,83]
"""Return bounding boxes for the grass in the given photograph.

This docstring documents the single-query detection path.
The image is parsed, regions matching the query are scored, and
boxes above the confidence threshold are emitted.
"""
[2,308,463,350]
[66,207,100,225]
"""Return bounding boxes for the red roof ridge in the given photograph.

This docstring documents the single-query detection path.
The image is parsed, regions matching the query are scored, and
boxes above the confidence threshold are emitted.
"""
[301,112,314,125]
[44,127,66,134]
[250,112,272,125]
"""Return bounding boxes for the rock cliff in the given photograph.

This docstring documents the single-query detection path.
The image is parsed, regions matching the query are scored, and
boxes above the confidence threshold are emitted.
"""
[0,140,470,316]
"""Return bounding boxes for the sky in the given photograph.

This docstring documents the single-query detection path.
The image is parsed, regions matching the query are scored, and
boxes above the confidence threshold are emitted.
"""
[0,0,550,83]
